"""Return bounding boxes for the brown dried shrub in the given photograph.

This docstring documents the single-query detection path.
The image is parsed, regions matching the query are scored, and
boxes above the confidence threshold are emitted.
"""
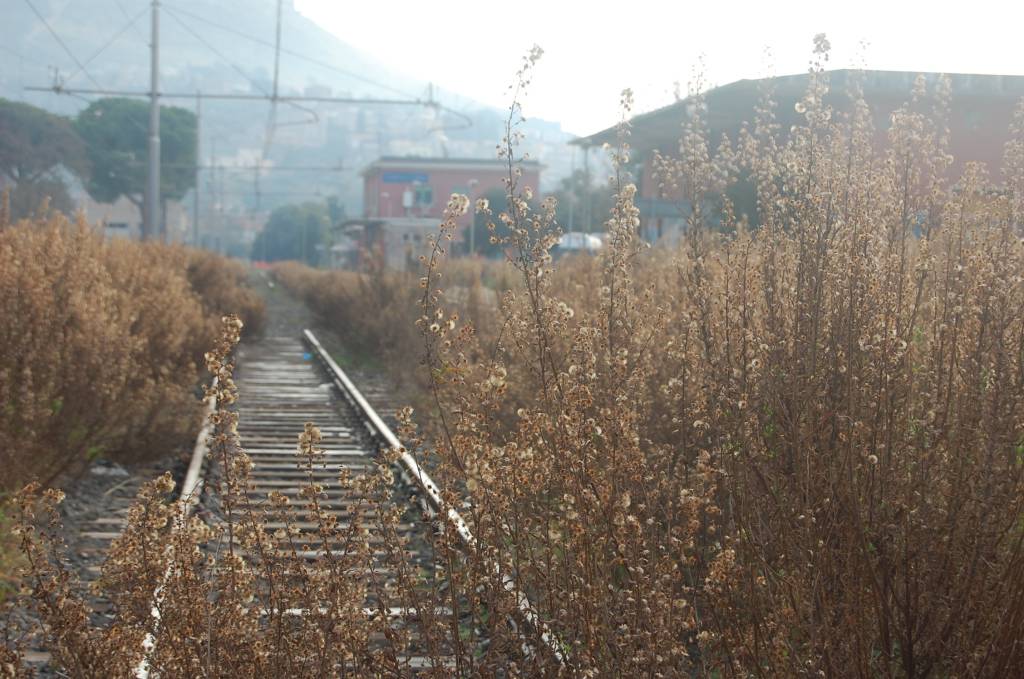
[277,49,1024,676]
[9,41,1024,677]
[273,258,420,366]
[9,316,549,676]
[0,210,265,493]
[185,248,267,338]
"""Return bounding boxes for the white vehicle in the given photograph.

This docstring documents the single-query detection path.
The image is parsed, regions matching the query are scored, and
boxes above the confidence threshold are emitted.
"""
[557,231,603,253]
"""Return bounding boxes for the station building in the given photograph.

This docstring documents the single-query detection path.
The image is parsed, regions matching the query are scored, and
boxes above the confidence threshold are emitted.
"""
[338,156,542,270]
[573,70,1024,244]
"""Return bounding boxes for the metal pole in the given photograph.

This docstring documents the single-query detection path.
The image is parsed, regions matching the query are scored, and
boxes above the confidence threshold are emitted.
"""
[193,92,200,247]
[272,0,283,100]
[145,0,161,241]
[583,146,591,234]
[568,146,576,231]
[260,0,283,161]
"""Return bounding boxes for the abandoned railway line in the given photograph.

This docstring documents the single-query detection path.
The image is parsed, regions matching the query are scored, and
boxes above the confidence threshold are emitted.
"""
[18,304,560,674]
[135,323,560,673]
[150,326,455,673]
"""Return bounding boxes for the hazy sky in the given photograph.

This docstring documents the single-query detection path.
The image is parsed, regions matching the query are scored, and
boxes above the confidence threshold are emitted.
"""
[296,0,1024,135]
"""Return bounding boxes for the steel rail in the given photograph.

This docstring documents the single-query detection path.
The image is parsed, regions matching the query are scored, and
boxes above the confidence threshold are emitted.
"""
[302,329,568,668]
[134,382,217,678]
[134,329,568,675]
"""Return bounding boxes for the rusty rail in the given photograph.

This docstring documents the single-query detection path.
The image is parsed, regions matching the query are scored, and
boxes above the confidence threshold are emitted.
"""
[302,329,567,668]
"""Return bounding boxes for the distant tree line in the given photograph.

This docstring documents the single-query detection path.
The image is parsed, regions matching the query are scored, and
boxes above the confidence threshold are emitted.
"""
[0,97,196,238]
[251,201,332,265]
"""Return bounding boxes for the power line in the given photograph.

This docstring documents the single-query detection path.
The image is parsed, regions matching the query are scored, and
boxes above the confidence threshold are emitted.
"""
[66,5,149,85]
[21,0,105,91]
[161,8,271,98]
[107,159,346,171]
[25,85,432,106]
[218,190,338,197]
[0,45,28,60]
[20,2,472,236]
[21,2,472,129]
[159,1,417,101]
[189,164,345,172]
[111,0,149,45]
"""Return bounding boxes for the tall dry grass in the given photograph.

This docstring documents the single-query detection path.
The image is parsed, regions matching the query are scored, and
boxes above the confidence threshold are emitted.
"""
[8,41,1024,677]
[0,206,265,494]
[282,48,1024,676]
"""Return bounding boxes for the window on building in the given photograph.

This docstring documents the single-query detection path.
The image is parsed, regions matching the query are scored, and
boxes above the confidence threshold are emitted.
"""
[414,185,433,206]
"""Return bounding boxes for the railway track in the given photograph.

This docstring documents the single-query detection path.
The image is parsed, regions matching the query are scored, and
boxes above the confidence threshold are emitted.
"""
[21,315,561,675]
[139,325,560,675]
[132,327,448,675]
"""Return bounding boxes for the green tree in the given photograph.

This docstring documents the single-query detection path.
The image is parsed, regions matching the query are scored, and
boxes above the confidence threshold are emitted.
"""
[0,99,87,218]
[75,98,196,237]
[0,99,88,183]
[550,169,614,234]
[252,202,329,265]
[7,179,75,219]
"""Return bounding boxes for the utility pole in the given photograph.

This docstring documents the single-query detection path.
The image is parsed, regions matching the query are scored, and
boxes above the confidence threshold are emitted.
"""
[583,146,591,234]
[193,92,201,246]
[272,0,283,99]
[210,138,221,253]
[25,0,474,248]
[568,146,576,231]
[262,0,283,160]
[145,0,161,241]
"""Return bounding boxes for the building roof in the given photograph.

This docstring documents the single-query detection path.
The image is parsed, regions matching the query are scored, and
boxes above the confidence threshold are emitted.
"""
[572,69,1024,153]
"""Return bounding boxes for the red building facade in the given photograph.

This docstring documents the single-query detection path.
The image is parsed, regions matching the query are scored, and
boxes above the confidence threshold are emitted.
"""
[342,157,542,269]
[362,156,541,225]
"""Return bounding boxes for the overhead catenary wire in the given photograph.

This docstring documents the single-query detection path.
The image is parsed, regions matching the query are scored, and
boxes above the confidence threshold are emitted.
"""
[160,5,318,127]
[111,0,150,46]
[65,5,149,86]
[0,45,28,60]
[158,0,473,131]
[21,0,107,91]
[159,0,417,101]
[20,1,476,225]
[158,2,320,215]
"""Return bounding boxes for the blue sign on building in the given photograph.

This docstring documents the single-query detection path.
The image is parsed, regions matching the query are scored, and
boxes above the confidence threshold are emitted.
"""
[382,171,429,184]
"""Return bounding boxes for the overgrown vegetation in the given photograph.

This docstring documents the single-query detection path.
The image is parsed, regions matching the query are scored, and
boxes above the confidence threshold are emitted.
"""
[276,43,1024,676]
[0,202,264,495]
[8,39,1024,676]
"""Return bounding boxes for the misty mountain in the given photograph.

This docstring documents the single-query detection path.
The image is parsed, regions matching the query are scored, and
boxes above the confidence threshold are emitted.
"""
[4,0,430,109]
[2,0,573,218]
